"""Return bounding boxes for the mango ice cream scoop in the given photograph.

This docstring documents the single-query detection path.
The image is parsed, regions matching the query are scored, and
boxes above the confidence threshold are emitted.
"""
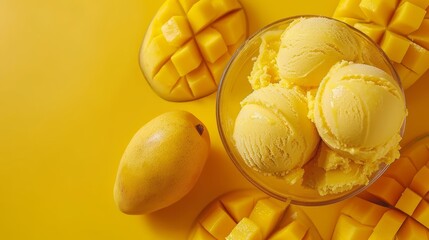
[233,85,320,180]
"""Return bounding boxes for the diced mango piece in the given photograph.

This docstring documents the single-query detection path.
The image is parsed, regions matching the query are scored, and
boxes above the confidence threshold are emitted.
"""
[195,27,227,63]
[170,77,194,101]
[142,34,179,78]
[369,209,407,240]
[365,176,404,206]
[161,16,193,47]
[413,200,429,229]
[212,10,246,45]
[211,0,241,19]
[354,22,385,42]
[409,19,429,49]
[206,52,231,85]
[171,39,202,76]
[178,0,198,13]
[410,166,429,197]
[190,224,217,240]
[359,0,398,26]
[249,198,286,238]
[402,42,429,74]
[402,137,429,169]
[397,217,429,240]
[389,1,426,34]
[332,214,373,240]
[155,0,185,24]
[384,156,417,187]
[152,60,181,98]
[187,0,217,33]
[400,0,429,9]
[380,30,411,63]
[269,220,308,240]
[186,63,217,98]
[392,63,421,89]
[341,197,388,226]
[226,218,262,240]
[395,188,422,216]
[333,0,368,19]
[220,190,268,223]
[200,201,237,239]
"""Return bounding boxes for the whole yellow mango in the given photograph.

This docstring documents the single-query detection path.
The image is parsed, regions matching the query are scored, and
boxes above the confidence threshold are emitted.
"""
[113,111,210,214]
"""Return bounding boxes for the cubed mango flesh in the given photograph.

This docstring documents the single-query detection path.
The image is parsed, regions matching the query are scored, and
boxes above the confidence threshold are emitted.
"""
[269,220,308,240]
[380,31,411,63]
[402,137,429,169]
[409,19,429,49]
[389,1,426,34]
[249,198,286,239]
[333,0,368,19]
[395,188,422,216]
[410,166,429,197]
[353,23,385,43]
[226,218,263,240]
[396,218,429,240]
[412,200,429,229]
[186,63,217,98]
[366,176,404,206]
[369,209,407,240]
[190,224,217,240]
[402,42,429,74]
[332,214,373,240]
[341,197,388,226]
[140,0,247,101]
[384,156,417,187]
[359,0,397,26]
[200,201,236,239]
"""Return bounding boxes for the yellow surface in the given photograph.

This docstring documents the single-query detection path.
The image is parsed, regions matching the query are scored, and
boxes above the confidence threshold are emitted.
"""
[1,0,429,239]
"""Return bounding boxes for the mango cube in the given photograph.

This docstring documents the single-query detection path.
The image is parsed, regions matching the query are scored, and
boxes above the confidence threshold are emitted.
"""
[393,63,421,89]
[206,52,231,85]
[226,218,262,240]
[359,0,397,26]
[395,188,422,216]
[412,200,429,229]
[365,176,404,206]
[155,0,185,24]
[200,202,237,239]
[169,77,194,101]
[196,27,228,63]
[410,166,429,197]
[211,0,241,19]
[409,19,429,49]
[152,60,180,98]
[341,197,388,226]
[186,63,217,98]
[380,31,411,63]
[333,0,368,19]
[142,34,178,78]
[384,156,417,187]
[187,0,217,33]
[249,198,286,238]
[212,10,246,45]
[369,209,407,240]
[171,39,202,76]
[354,23,385,43]
[161,16,193,47]
[178,0,198,13]
[400,0,429,9]
[402,42,429,74]
[402,137,429,169]
[269,220,308,240]
[389,1,426,35]
[332,214,373,240]
[220,190,268,223]
[190,224,216,240]
[396,218,429,240]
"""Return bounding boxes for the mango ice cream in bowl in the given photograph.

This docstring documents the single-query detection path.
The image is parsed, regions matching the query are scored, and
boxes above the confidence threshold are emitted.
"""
[216,16,407,205]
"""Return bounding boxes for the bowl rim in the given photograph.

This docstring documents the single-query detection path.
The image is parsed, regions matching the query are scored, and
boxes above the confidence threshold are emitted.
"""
[216,15,406,206]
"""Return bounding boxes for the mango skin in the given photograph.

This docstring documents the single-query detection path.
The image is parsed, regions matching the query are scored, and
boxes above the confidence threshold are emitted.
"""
[114,111,210,214]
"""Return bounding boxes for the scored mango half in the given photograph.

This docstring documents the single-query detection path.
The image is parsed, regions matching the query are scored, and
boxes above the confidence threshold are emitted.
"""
[333,0,429,89]
[188,189,322,240]
[333,135,429,239]
[140,0,247,101]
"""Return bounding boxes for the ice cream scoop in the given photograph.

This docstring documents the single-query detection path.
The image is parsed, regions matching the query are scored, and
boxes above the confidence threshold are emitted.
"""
[313,61,407,164]
[276,17,360,87]
[233,85,320,178]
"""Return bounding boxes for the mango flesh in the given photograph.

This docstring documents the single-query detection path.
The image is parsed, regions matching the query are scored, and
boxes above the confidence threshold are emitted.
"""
[333,0,429,89]
[333,135,429,238]
[114,111,210,214]
[189,189,322,240]
[140,0,247,101]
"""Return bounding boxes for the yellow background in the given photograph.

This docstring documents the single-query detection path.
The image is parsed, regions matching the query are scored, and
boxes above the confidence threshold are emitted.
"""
[1,0,428,239]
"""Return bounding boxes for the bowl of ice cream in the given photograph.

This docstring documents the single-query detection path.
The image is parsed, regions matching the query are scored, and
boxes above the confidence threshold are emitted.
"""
[216,15,407,205]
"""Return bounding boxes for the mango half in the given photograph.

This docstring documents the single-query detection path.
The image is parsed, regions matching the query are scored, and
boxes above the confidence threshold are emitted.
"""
[140,0,247,101]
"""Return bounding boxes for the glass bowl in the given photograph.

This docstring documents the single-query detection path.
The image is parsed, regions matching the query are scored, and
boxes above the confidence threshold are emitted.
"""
[216,15,406,206]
